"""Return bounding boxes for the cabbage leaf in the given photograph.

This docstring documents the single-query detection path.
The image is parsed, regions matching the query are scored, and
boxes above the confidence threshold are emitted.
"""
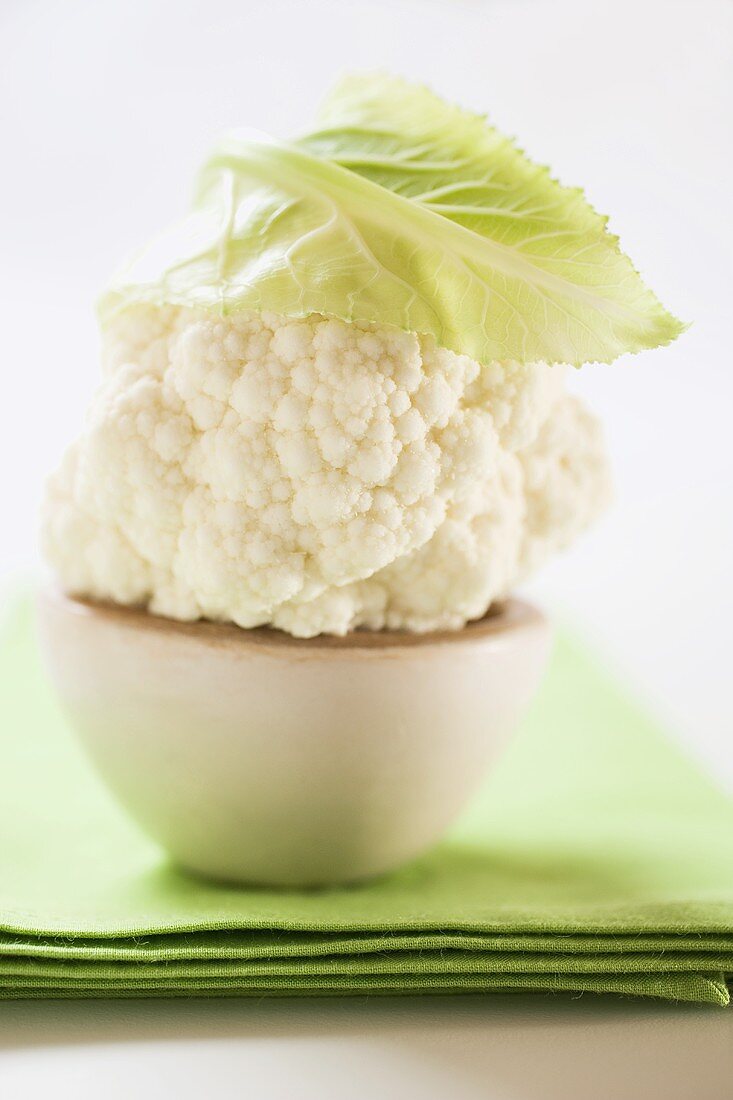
[100,74,684,366]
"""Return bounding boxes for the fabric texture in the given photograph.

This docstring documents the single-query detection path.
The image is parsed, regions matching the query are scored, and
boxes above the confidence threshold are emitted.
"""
[0,599,731,1004]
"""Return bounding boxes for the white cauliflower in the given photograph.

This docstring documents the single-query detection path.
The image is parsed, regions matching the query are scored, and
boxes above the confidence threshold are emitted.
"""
[42,307,610,636]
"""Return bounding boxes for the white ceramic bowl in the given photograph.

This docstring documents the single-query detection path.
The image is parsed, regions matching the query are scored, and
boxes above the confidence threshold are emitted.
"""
[38,588,550,887]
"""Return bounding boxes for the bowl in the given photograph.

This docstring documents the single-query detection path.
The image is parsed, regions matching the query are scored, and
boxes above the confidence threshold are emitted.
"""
[38,588,550,887]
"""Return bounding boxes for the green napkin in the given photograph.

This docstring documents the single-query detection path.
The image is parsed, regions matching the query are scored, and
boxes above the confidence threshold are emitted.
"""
[1,600,731,1004]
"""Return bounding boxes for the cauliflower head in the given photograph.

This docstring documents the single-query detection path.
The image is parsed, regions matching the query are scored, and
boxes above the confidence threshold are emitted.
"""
[42,307,610,636]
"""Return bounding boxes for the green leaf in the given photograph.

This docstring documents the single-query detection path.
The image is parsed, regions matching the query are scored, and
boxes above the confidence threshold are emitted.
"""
[100,73,685,366]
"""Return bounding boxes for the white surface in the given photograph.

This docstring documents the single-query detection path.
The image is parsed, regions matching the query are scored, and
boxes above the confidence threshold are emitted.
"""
[1,996,732,1100]
[1,0,731,1095]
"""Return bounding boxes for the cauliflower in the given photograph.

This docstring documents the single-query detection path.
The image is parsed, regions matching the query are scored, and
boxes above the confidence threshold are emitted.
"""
[42,307,611,636]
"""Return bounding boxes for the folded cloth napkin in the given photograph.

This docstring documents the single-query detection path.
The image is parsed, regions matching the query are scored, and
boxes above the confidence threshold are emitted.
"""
[0,600,731,1004]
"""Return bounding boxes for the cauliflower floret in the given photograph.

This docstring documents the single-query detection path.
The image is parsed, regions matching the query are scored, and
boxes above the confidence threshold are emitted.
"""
[42,307,610,636]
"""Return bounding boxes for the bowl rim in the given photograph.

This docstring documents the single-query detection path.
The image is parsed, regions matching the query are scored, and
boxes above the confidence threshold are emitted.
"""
[41,586,545,653]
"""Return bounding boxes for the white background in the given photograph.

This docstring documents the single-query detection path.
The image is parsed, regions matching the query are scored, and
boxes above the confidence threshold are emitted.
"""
[1,0,731,1095]
[2,0,731,781]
